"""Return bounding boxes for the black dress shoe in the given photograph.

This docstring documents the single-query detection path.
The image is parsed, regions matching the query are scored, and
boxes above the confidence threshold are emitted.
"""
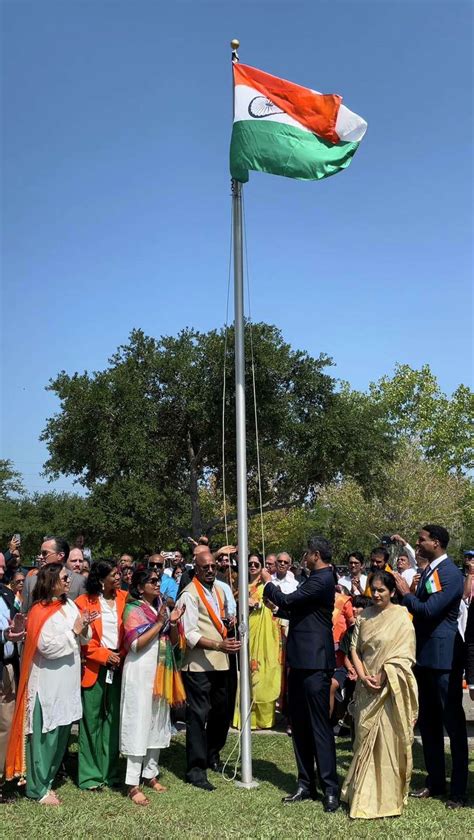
[323,794,340,813]
[282,788,315,803]
[187,779,216,791]
[208,761,225,773]
[445,798,466,809]
[409,787,444,799]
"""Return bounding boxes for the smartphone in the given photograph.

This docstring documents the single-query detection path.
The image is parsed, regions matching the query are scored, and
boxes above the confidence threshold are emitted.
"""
[13,533,21,544]
[12,613,26,633]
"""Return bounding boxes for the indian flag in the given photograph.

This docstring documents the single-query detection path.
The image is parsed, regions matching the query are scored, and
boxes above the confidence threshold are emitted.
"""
[230,63,367,183]
[425,570,442,594]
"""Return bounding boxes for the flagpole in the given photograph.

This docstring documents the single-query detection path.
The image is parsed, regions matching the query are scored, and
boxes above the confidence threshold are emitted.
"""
[231,37,258,790]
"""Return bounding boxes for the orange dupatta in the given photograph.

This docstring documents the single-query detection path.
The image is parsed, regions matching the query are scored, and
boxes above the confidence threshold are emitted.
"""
[192,579,227,639]
[5,600,63,781]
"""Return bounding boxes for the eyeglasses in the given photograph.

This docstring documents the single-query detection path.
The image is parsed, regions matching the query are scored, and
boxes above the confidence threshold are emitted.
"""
[200,564,216,570]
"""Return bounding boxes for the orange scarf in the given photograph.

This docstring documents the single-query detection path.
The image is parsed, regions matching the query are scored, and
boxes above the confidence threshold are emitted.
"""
[5,600,63,781]
[192,579,227,639]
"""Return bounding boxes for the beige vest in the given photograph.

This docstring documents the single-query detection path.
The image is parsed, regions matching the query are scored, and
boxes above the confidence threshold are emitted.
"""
[180,581,229,672]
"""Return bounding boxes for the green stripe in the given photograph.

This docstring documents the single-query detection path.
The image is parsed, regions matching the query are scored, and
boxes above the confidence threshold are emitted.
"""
[230,119,360,183]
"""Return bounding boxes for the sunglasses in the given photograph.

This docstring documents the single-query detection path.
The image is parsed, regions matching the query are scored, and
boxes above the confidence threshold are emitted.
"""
[40,549,58,558]
[248,562,261,568]
[149,562,164,568]
[278,561,290,566]
[148,577,160,585]
[200,564,217,570]
[59,574,70,582]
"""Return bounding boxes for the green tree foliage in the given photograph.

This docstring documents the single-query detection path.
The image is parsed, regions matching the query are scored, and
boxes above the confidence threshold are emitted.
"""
[370,364,473,474]
[40,325,393,546]
[0,459,25,500]
[0,489,94,562]
[319,443,472,561]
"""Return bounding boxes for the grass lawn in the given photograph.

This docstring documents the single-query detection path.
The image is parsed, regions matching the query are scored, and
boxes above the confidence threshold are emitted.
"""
[2,733,472,840]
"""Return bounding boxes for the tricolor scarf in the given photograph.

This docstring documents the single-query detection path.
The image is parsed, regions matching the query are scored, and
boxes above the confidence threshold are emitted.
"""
[5,600,63,781]
[192,578,227,639]
[123,598,185,707]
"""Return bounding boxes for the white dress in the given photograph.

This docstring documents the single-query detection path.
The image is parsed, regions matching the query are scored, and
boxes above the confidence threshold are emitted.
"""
[120,603,171,757]
[26,599,86,734]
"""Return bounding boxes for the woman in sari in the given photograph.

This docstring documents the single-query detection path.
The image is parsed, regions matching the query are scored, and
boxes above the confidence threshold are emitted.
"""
[6,563,91,804]
[120,568,185,805]
[341,570,418,819]
[233,554,281,730]
[76,560,127,791]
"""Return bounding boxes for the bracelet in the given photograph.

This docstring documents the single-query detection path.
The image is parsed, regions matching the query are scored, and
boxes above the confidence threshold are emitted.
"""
[170,621,177,627]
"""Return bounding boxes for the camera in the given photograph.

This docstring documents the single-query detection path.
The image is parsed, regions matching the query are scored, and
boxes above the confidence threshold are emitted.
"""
[380,535,393,547]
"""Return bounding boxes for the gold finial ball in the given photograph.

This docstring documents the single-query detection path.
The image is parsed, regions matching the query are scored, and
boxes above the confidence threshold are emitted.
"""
[231,39,240,50]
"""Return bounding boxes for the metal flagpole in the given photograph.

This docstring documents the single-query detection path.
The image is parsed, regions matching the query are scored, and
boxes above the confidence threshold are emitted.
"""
[231,37,258,790]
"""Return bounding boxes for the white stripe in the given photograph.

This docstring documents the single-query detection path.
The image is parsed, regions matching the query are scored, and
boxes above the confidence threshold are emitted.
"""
[234,84,310,133]
[335,103,367,142]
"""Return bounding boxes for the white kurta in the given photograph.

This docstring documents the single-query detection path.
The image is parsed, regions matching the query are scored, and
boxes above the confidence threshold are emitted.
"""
[26,599,86,734]
[120,604,171,757]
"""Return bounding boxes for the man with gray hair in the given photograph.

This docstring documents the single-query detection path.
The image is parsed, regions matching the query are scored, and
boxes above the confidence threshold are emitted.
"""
[273,552,297,595]
[21,536,85,613]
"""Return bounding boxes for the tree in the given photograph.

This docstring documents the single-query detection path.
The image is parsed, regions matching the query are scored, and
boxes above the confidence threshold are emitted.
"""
[0,459,25,500]
[370,364,473,474]
[319,443,472,562]
[41,325,394,546]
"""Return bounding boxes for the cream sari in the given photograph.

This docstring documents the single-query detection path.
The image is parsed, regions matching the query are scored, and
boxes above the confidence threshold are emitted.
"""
[341,604,418,819]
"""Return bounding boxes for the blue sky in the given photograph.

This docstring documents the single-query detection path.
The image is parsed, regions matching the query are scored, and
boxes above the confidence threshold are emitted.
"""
[2,0,472,495]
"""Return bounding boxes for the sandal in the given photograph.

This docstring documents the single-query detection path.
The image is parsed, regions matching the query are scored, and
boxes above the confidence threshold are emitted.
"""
[145,777,167,793]
[127,786,149,806]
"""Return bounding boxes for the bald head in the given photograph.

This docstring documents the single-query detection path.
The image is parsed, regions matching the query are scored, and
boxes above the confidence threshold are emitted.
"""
[194,549,217,587]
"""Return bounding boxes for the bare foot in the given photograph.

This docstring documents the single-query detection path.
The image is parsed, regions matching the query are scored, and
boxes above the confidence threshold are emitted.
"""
[39,791,60,806]
[145,777,167,793]
[127,786,149,806]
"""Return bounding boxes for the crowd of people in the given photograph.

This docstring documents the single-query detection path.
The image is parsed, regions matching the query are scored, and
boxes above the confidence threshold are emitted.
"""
[0,526,472,819]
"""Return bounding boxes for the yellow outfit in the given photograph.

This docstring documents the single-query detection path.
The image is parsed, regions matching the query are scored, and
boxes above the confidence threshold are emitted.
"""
[341,604,418,819]
[233,581,281,730]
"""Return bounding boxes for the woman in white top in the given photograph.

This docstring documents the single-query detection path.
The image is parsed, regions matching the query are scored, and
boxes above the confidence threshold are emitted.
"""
[120,568,185,805]
[76,560,127,790]
[5,563,91,804]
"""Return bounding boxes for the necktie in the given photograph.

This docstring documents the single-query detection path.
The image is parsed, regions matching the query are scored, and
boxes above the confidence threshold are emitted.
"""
[416,565,431,596]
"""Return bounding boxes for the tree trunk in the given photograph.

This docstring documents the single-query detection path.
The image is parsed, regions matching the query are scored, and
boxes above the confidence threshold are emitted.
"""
[187,429,202,539]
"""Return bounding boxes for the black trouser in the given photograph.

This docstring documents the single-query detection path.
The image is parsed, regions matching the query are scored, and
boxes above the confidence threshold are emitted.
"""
[288,668,338,797]
[416,662,468,798]
[182,670,229,783]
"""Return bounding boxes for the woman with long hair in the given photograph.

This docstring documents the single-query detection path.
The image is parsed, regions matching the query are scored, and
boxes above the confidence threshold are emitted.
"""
[233,554,281,730]
[75,560,127,790]
[120,568,185,805]
[341,570,418,819]
[5,563,91,804]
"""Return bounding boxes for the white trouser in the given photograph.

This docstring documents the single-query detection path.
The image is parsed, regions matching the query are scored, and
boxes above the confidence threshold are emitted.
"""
[125,749,161,786]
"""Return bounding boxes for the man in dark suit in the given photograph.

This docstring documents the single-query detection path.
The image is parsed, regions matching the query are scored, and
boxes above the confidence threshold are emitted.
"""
[395,524,468,809]
[261,534,339,812]
[21,536,86,613]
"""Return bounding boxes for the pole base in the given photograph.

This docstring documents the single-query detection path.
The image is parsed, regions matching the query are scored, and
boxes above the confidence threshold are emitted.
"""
[235,778,259,789]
